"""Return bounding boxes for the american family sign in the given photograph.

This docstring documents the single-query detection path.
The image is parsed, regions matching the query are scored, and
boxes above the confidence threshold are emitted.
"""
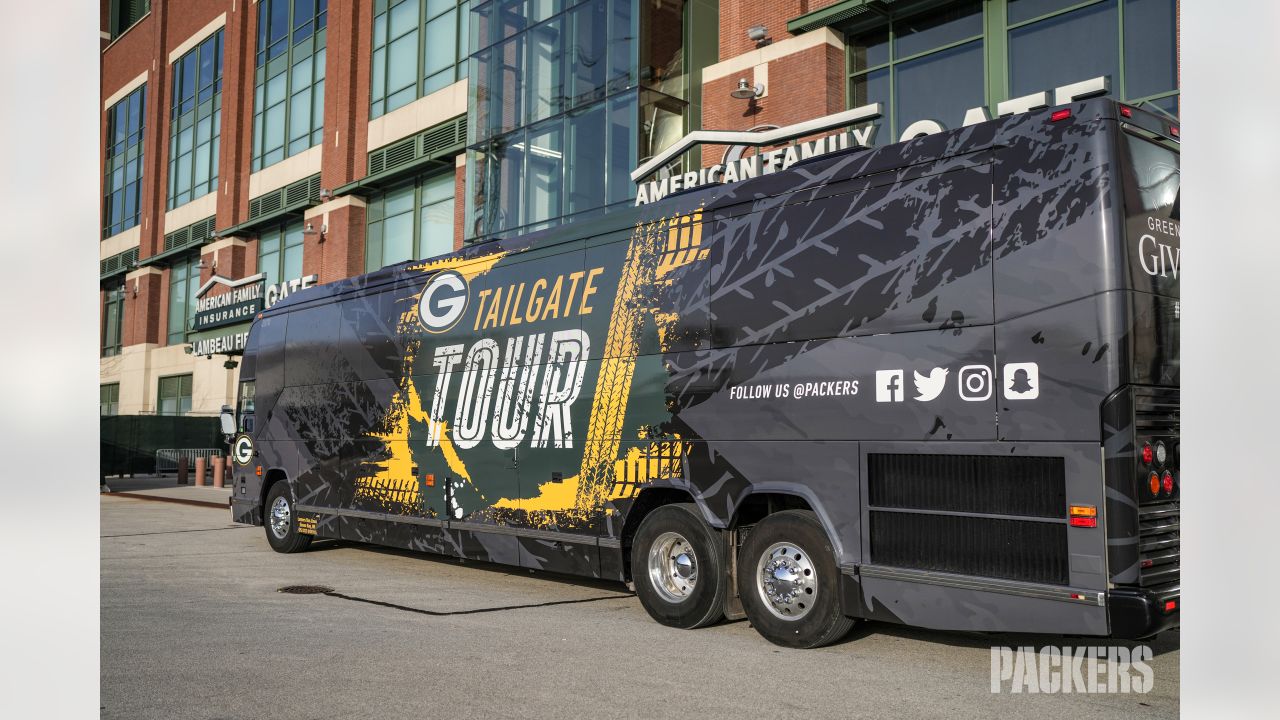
[189,273,319,356]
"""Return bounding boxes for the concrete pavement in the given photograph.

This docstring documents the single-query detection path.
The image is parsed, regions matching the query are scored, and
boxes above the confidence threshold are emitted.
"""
[101,495,1179,719]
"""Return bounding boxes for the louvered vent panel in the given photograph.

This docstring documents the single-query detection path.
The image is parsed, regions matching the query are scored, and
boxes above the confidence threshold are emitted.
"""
[383,137,418,171]
[421,117,465,156]
[164,227,189,252]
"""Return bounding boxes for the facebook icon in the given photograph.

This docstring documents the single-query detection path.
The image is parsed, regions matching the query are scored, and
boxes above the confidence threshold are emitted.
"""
[876,369,905,403]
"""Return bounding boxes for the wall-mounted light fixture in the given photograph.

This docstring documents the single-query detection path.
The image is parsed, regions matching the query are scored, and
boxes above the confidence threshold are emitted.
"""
[132,279,139,297]
[747,25,769,46]
[303,221,328,243]
[730,78,765,100]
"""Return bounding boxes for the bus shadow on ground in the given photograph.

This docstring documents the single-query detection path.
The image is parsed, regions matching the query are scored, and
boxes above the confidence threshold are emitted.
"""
[300,538,1178,657]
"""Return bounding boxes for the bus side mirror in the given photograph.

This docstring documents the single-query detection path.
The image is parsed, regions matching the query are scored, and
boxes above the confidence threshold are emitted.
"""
[219,405,237,436]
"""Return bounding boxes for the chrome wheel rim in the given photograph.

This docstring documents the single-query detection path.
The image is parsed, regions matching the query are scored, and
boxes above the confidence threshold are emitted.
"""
[756,541,817,621]
[269,496,291,539]
[647,531,698,604]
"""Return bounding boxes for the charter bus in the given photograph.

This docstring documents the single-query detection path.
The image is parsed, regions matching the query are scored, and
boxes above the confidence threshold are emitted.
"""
[225,96,1179,648]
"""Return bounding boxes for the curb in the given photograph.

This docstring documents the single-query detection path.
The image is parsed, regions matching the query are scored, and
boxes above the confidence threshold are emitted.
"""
[104,491,229,510]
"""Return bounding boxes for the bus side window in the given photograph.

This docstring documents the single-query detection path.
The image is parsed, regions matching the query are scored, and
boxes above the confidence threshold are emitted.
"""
[237,380,256,433]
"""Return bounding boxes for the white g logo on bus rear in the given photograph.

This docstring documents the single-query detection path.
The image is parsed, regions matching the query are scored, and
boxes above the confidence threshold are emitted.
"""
[418,270,469,333]
[232,435,254,465]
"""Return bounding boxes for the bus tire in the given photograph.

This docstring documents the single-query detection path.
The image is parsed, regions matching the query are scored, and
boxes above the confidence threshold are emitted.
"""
[738,510,854,648]
[264,482,312,554]
[631,503,727,629]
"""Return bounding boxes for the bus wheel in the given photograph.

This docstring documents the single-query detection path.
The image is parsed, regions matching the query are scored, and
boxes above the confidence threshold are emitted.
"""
[631,503,727,629]
[264,482,312,554]
[738,510,854,648]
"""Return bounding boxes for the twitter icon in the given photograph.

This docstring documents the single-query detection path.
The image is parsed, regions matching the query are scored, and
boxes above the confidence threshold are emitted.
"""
[913,368,949,401]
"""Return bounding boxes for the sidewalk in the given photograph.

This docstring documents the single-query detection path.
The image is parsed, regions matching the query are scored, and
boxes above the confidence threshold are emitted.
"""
[102,474,232,508]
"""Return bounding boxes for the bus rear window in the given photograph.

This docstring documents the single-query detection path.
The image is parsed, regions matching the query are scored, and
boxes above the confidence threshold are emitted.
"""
[1119,130,1180,296]
[1122,131,1179,218]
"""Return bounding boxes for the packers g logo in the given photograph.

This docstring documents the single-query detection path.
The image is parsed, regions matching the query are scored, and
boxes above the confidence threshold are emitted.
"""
[232,435,254,466]
[418,270,469,333]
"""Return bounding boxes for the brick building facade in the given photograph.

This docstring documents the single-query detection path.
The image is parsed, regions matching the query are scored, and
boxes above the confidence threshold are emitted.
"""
[100,0,1178,417]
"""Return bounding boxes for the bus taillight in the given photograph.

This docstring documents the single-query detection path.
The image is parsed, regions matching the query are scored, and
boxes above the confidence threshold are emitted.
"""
[1142,444,1153,464]
[1162,471,1174,495]
[1148,472,1160,496]
[1050,109,1072,122]
[1068,505,1097,528]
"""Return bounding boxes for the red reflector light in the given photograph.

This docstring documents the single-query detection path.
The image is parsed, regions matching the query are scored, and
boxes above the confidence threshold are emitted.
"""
[1149,472,1160,495]
[1141,559,1154,568]
[1162,471,1174,495]
[425,474,435,487]
[1069,516,1097,528]
[1163,600,1177,613]
[1050,109,1072,122]
[1170,126,1179,137]
[1119,106,1132,117]
[255,465,263,477]
[1141,444,1153,464]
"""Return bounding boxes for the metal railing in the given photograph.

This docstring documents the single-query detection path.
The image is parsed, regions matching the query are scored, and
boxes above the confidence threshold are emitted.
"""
[155,448,224,475]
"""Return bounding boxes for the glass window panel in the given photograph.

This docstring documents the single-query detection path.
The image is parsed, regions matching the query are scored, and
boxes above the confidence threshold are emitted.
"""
[264,103,286,149]
[270,0,290,46]
[423,70,451,96]
[390,0,417,36]
[428,0,453,17]
[289,88,312,141]
[1142,94,1179,118]
[1123,0,1177,99]
[567,104,605,213]
[606,0,631,85]
[568,0,607,105]
[1008,0,1084,25]
[383,212,415,265]
[386,183,416,216]
[526,18,563,123]
[260,251,280,288]
[420,199,454,258]
[284,244,304,282]
[894,2,982,59]
[365,221,385,272]
[525,123,563,225]
[425,11,456,76]
[372,47,386,99]
[388,32,418,92]
[422,171,453,204]
[1009,1,1118,97]
[606,93,636,206]
[266,71,287,105]
[850,68,889,143]
[894,40,984,140]
[291,54,314,89]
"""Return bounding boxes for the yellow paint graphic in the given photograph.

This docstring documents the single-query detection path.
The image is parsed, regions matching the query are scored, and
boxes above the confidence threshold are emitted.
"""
[354,252,507,509]
[544,208,708,515]
[499,440,690,515]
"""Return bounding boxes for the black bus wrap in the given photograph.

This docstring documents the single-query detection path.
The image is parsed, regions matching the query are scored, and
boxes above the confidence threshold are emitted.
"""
[228,98,1179,648]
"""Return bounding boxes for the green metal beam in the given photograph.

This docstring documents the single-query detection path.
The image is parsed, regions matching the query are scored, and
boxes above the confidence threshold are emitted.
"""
[213,199,313,242]
[333,154,456,199]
